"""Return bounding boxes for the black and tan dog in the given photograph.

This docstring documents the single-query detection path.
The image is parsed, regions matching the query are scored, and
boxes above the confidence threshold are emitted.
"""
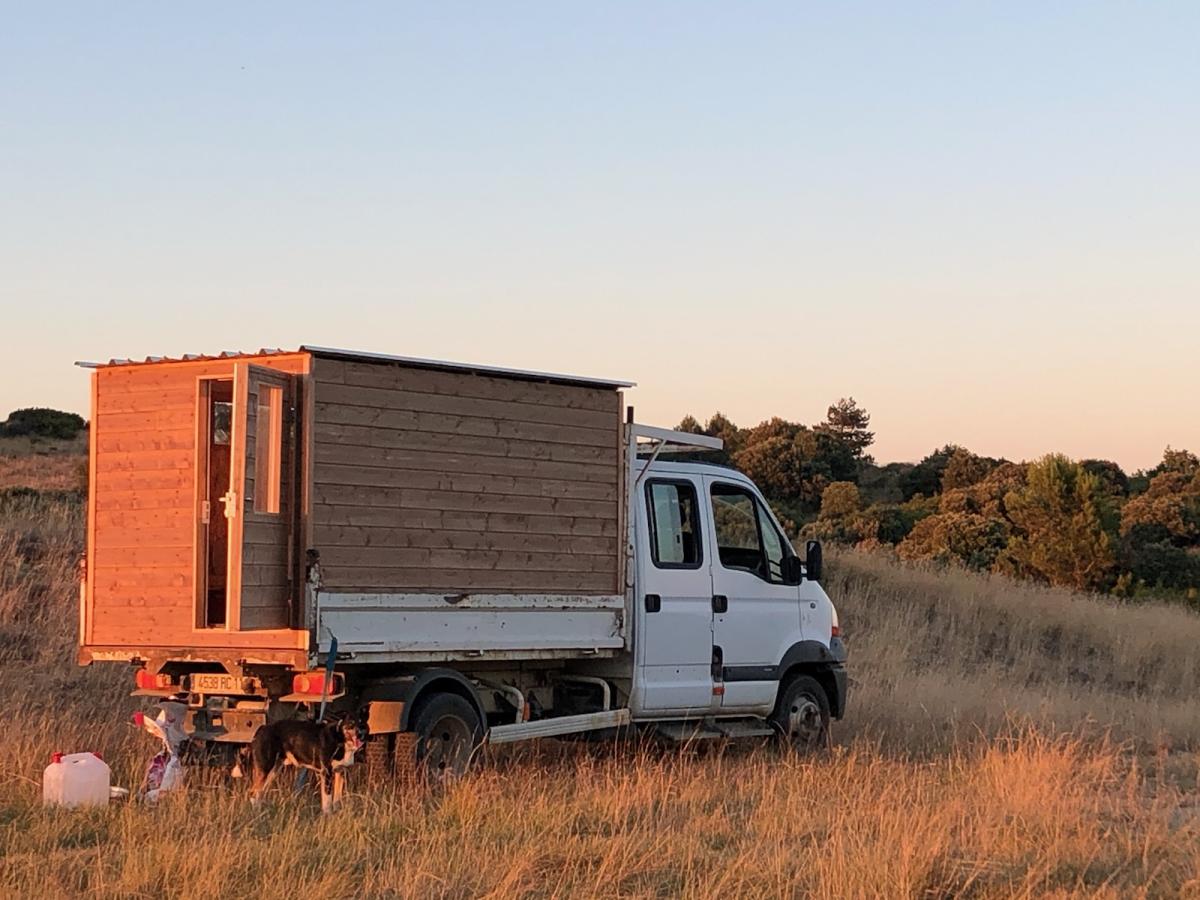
[237,715,364,813]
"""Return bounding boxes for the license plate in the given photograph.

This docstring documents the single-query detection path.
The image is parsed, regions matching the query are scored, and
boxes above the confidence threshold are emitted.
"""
[190,673,244,694]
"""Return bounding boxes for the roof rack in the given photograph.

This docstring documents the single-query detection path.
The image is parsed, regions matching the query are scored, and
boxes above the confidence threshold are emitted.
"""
[630,424,723,452]
[628,423,724,488]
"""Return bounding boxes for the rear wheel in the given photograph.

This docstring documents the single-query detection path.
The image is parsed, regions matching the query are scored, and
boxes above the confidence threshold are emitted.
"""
[770,675,830,752]
[409,693,483,777]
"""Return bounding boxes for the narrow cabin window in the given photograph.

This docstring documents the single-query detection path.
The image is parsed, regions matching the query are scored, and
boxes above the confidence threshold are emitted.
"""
[212,401,232,445]
[253,385,283,514]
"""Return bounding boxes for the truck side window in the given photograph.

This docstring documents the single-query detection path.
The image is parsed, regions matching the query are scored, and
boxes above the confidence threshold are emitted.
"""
[711,483,790,583]
[646,480,702,568]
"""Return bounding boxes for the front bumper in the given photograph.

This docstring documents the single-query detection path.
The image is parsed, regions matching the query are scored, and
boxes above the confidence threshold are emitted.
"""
[829,663,848,720]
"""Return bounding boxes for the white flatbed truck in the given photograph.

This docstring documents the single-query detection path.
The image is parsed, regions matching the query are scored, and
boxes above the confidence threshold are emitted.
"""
[78,347,846,773]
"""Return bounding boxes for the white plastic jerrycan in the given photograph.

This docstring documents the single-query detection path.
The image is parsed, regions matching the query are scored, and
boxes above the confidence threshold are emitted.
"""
[43,751,111,808]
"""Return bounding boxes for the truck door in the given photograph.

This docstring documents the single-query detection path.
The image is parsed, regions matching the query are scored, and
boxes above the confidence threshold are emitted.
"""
[635,477,717,713]
[705,478,802,711]
[227,363,298,631]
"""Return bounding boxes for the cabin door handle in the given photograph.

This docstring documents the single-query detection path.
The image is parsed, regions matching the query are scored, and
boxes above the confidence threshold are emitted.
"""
[712,595,728,613]
[644,594,661,613]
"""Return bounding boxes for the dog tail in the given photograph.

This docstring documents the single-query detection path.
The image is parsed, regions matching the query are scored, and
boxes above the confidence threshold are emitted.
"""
[231,744,251,779]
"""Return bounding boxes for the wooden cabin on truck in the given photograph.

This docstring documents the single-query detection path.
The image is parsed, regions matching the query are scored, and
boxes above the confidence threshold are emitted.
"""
[78,346,846,775]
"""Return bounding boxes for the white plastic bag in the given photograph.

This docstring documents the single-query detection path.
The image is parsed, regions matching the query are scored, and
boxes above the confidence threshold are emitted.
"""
[133,702,188,802]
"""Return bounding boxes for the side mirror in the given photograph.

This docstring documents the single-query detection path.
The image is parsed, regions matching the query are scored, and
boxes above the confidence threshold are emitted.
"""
[781,555,804,585]
[805,540,823,583]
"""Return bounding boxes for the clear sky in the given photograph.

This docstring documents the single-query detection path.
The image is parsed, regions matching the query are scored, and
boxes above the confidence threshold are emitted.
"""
[3,3,1197,471]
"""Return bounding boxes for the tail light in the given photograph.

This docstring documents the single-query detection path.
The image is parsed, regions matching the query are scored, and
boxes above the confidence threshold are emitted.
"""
[291,671,344,696]
[134,670,174,690]
[293,673,316,694]
[831,624,841,638]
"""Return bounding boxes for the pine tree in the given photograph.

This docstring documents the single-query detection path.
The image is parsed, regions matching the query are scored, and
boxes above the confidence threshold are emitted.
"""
[1001,455,1117,592]
[815,398,874,461]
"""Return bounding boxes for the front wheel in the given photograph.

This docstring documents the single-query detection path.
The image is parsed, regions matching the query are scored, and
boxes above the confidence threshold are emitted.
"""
[409,693,483,777]
[770,675,831,752]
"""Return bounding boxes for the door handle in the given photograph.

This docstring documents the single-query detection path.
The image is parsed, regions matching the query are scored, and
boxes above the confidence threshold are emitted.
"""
[644,594,661,613]
[220,491,237,520]
[712,594,728,613]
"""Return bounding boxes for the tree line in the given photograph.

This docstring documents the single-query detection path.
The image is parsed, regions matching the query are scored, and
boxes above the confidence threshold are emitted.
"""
[677,401,1200,602]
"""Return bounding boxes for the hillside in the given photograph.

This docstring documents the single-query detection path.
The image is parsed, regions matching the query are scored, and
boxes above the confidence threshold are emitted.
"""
[0,433,87,492]
[5,480,1200,895]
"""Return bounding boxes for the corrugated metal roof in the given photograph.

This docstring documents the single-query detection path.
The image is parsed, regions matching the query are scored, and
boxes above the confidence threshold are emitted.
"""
[74,348,296,368]
[75,346,635,389]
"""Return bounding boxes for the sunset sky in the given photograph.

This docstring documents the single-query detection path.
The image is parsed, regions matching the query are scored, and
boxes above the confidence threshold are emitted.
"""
[3,3,1197,471]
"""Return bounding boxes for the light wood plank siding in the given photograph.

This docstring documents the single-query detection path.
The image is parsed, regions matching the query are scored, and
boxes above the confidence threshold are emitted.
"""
[311,358,623,595]
[87,354,308,649]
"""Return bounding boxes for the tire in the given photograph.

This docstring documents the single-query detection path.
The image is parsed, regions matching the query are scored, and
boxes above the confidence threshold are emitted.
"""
[770,674,831,752]
[409,693,484,777]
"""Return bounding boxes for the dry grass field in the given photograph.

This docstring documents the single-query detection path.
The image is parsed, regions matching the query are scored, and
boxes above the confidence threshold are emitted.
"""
[0,434,88,491]
[6,456,1200,897]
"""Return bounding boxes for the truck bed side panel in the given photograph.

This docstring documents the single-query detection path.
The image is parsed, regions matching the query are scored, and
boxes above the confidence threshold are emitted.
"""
[316,592,625,661]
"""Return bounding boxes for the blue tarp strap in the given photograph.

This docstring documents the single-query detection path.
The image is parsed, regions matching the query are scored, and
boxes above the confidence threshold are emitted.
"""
[296,635,338,792]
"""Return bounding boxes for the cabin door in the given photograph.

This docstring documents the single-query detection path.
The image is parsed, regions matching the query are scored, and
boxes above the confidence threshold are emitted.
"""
[197,379,235,628]
[227,363,299,630]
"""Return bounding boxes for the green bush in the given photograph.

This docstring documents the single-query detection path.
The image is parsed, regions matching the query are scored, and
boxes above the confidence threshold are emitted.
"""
[871,498,937,545]
[0,408,86,440]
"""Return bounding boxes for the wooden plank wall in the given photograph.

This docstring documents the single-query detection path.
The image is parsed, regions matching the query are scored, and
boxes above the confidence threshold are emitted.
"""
[310,358,624,595]
[88,354,308,648]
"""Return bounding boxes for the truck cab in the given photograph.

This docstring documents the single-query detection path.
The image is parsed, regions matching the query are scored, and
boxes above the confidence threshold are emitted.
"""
[629,458,846,743]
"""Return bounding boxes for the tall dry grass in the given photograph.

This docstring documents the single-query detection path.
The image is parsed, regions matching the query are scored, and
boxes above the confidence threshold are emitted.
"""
[6,732,1200,898]
[825,548,1200,754]
[6,489,1200,896]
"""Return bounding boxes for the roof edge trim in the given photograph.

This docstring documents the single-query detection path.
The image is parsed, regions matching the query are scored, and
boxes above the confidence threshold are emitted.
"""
[301,345,635,389]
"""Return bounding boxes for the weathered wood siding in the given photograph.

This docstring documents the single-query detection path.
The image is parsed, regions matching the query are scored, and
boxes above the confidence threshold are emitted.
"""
[310,357,624,595]
[87,354,309,649]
